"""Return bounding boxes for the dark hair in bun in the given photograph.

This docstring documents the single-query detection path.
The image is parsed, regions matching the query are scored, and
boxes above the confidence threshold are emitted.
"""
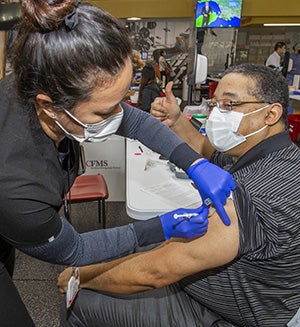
[20,0,76,31]
[10,1,132,111]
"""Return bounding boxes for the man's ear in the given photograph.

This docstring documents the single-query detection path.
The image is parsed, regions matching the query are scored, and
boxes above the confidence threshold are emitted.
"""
[36,94,55,118]
[265,103,283,126]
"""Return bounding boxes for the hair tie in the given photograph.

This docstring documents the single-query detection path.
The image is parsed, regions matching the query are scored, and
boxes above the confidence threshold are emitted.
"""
[65,0,81,30]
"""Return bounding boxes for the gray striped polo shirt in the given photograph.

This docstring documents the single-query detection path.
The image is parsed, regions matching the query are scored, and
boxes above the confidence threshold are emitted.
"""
[179,131,300,327]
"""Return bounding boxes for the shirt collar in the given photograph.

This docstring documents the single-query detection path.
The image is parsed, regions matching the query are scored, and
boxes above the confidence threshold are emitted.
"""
[229,131,293,173]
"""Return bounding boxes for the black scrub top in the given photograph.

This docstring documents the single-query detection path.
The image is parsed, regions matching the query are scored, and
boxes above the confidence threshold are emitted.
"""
[0,74,81,261]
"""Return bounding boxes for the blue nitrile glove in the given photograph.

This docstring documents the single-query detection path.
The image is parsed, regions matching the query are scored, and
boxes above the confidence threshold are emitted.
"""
[160,205,209,240]
[187,159,235,226]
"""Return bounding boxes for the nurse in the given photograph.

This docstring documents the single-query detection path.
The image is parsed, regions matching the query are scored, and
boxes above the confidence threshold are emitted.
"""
[0,1,235,325]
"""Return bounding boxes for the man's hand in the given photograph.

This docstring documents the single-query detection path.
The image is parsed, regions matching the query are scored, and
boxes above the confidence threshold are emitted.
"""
[160,205,209,240]
[188,159,235,226]
[151,81,181,127]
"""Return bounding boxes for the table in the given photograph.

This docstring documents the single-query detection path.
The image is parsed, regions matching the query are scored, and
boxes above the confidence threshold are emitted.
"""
[289,94,300,101]
[289,92,300,114]
[126,139,201,220]
[206,76,221,83]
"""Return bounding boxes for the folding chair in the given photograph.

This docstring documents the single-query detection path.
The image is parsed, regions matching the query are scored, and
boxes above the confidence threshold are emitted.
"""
[66,174,109,228]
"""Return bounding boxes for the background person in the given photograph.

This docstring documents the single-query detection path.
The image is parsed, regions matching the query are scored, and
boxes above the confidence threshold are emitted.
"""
[0,1,235,325]
[138,64,162,112]
[124,49,146,103]
[58,64,299,327]
[265,41,287,71]
[286,42,300,88]
[158,50,172,87]
[130,49,145,87]
[281,48,291,78]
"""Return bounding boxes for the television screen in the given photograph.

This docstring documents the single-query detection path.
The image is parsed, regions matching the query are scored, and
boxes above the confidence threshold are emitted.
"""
[195,0,242,28]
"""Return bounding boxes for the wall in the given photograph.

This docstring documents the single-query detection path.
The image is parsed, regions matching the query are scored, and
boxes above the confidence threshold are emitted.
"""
[126,18,194,89]
[236,26,300,65]
[90,0,300,23]
[241,0,300,24]
[201,28,237,75]
[89,0,300,75]
[90,0,195,18]
[126,18,192,52]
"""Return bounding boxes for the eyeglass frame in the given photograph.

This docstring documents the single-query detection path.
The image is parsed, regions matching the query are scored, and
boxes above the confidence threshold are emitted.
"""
[206,99,271,113]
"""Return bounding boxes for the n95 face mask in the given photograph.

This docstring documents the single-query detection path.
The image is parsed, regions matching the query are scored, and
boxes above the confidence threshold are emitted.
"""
[54,108,124,143]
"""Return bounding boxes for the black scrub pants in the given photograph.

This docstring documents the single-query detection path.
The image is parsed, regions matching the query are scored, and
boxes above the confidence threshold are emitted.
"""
[0,250,35,327]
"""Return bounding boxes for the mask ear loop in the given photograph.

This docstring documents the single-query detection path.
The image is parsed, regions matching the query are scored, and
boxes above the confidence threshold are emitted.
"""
[64,109,87,128]
[244,125,268,138]
[243,104,270,117]
[51,114,71,136]
[243,104,270,138]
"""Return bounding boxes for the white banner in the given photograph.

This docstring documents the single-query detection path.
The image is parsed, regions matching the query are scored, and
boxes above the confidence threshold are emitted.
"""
[83,135,126,201]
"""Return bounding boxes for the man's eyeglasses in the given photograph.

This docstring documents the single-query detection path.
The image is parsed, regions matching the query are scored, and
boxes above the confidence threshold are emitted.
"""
[206,99,271,113]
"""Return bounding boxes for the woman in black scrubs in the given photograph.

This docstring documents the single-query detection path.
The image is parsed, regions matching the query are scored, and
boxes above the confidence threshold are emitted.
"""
[0,1,235,325]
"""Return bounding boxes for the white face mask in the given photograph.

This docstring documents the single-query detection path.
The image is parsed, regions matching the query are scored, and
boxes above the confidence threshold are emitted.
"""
[206,104,269,152]
[54,107,124,143]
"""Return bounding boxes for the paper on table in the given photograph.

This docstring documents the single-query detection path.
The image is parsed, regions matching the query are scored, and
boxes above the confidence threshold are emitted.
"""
[140,180,201,208]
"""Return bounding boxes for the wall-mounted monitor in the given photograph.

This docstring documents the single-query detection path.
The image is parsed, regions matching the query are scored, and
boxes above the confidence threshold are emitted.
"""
[195,0,243,28]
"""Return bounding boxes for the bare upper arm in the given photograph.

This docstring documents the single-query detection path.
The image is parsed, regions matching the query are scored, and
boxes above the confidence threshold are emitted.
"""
[128,199,239,287]
[74,200,239,293]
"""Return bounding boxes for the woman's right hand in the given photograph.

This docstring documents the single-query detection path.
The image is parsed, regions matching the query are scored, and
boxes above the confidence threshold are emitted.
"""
[151,81,181,127]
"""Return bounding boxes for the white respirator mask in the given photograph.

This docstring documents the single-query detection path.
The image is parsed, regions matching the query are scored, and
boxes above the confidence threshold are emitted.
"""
[205,105,269,152]
[54,108,124,143]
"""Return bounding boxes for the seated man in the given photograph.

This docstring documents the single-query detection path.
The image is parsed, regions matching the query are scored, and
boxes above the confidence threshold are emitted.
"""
[58,64,300,327]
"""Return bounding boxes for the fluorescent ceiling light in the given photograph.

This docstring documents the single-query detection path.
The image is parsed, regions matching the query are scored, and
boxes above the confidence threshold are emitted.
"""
[127,17,141,21]
[264,23,300,26]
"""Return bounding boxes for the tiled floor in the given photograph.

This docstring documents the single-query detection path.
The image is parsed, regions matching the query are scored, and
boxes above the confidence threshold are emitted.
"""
[13,201,134,327]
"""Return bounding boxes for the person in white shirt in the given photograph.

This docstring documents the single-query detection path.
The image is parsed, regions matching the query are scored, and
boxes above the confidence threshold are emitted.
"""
[265,41,286,71]
[159,50,171,87]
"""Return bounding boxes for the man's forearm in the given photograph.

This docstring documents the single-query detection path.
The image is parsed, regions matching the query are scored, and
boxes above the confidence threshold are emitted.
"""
[57,252,145,295]
[78,252,142,289]
[75,239,197,295]
[78,251,164,294]
[171,112,215,159]
[171,113,204,153]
